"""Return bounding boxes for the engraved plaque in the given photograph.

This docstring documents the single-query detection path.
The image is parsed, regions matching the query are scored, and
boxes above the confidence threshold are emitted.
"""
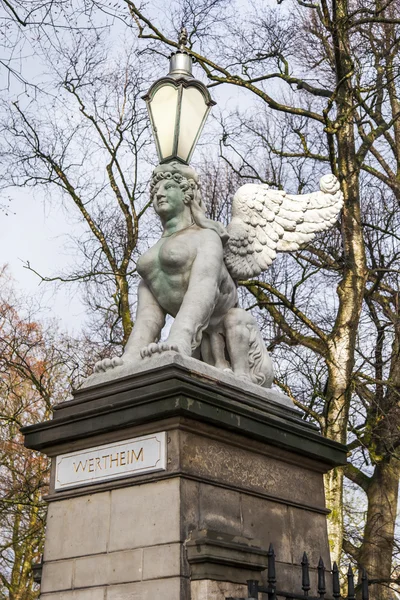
[55,432,167,490]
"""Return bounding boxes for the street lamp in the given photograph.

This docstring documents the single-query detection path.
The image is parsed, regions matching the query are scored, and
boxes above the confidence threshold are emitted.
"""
[143,30,216,165]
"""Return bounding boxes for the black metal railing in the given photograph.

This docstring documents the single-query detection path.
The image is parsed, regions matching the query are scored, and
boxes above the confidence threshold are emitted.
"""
[227,544,369,600]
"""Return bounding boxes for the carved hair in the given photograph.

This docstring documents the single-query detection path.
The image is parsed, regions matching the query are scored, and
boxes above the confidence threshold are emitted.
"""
[150,168,229,244]
[150,170,202,209]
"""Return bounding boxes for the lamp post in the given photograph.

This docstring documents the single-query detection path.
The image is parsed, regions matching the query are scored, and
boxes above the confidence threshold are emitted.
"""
[143,29,216,165]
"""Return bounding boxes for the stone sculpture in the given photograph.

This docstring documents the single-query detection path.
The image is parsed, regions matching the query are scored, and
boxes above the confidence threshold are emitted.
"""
[92,161,343,388]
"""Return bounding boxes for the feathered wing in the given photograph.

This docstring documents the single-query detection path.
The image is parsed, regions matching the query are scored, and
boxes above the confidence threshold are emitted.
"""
[224,174,344,280]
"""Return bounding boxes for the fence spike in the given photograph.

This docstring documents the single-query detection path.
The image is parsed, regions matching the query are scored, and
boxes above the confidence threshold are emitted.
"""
[267,543,276,585]
[332,562,340,599]
[317,556,326,597]
[267,543,276,599]
[347,564,355,600]
[361,568,369,600]
[301,552,310,596]
[247,580,259,599]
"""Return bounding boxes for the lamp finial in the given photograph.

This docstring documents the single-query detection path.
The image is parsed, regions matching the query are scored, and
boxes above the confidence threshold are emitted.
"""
[178,26,188,51]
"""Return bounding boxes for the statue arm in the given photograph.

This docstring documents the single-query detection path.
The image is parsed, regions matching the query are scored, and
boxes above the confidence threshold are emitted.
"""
[124,279,166,358]
[167,231,223,355]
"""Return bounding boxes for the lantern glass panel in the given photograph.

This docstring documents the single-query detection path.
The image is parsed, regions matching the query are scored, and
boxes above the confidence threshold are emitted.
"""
[150,84,179,160]
[177,87,208,163]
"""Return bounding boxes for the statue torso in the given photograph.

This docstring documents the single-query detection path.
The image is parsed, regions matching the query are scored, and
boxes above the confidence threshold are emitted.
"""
[137,225,237,319]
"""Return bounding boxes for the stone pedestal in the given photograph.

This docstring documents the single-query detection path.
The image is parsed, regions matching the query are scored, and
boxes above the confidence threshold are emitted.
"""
[23,359,347,600]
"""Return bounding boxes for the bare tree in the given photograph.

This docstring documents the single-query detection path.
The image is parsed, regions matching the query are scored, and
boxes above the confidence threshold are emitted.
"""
[0,274,63,599]
[0,0,100,91]
[1,31,154,348]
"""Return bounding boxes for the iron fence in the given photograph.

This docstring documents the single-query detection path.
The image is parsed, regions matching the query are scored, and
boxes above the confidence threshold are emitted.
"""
[227,544,369,600]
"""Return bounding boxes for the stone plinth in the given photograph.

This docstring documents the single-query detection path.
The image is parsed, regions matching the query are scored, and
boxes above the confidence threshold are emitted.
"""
[22,360,347,600]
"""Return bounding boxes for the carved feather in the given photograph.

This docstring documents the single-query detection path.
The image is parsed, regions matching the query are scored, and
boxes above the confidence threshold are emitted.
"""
[224,174,343,280]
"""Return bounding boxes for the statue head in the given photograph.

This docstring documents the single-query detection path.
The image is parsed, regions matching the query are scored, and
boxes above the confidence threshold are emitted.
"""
[151,161,229,243]
[151,161,203,208]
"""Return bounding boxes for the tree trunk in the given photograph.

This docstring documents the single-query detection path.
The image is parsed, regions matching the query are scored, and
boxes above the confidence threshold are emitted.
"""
[323,0,368,564]
[358,458,400,600]
[358,321,400,597]
[117,275,133,346]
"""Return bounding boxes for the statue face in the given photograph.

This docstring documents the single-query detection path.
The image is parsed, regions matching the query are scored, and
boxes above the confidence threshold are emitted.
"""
[153,179,186,218]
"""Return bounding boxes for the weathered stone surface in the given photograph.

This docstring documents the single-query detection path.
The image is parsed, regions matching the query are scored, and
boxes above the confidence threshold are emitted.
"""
[199,484,241,536]
[289,506,331,566]
[167,428,181,472]
[181,430,326,508]
[40,560,74,593]
[106,577,182,599]
[43,493,110,560]
[40,588,105,600]
[109,479,180,551]
[74,549,143,587]
[142,543,181,580]
[241,495,291,563]
[191,579,248,600]
[180,478,200,538]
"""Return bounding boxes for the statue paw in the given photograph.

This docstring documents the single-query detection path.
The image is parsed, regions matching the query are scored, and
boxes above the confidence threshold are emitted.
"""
[140,342,179,358]
[235,372,251,382]
[94,356,123,373]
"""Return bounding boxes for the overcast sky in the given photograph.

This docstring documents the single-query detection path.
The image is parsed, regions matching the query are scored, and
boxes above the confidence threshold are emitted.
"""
[0,186,87,330]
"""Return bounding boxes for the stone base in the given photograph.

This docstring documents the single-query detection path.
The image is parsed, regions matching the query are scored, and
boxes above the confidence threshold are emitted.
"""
[22,360,347,599]
[80,350,294,408]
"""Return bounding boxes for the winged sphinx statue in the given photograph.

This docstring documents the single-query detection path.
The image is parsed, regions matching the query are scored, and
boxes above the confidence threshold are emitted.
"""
[91,161,343,389]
